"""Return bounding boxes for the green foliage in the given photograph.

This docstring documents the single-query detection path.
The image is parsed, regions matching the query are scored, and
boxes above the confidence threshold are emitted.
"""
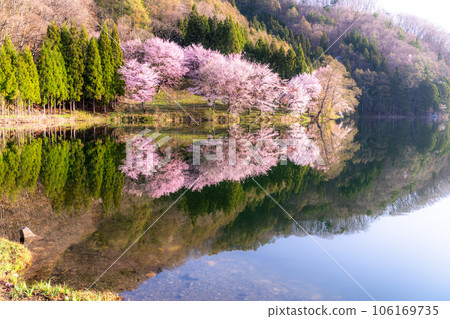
[84,38,104,101]
[98,22,115,104]
[111,23,125,98]
[37,42,56,106]
[417,78,440,113]
[0,145,20,200]
[60,22,85,103]
[0,140,42,200]
[46,21,61,47]
[0,135,125,214]
[16,140,42,194]
[183,5,210,46]
[320,30,328,50]
[85,140,106,199]
[409,37,421,49]
[100,138,125,213]
[180,6,247,55]
[338,161,384,199]
[245,12,313,68]
[1,21,124,114]
[306,10,333,25]
[37,40,69,107]
[185,181,245,219]
[0,44,18,102]
[64,140,91,213]
[40,138,71,212]
[19,47,41,104]
[3,36,18,66]
[343,30,387,74]
[244,37,307,78]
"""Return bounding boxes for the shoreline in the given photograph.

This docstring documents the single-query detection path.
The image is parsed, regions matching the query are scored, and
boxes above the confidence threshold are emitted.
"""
[1,106,448,131]
[0,238,120,301]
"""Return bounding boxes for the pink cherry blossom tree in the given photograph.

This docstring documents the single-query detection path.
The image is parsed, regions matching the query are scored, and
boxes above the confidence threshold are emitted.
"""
[122,37,187,88]
[187,51,283,114]
[283,73,322,116]
[310,58,361,118]
[120,59,160,107]
[183,44,222,79]
[246,63,284,114]
[143,37,187,87]
[121,39,145,61]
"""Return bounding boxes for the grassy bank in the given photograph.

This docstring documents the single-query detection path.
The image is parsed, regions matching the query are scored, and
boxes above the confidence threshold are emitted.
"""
[0,111,114,130]
[1,89,324,129]
[0,238,120,301]
[114,89,313,126]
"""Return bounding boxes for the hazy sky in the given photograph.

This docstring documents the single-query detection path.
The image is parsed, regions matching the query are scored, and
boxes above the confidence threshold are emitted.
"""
[377,0,450,32]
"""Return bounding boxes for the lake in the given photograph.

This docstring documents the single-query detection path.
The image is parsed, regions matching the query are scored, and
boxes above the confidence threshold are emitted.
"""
[0,118,449,301]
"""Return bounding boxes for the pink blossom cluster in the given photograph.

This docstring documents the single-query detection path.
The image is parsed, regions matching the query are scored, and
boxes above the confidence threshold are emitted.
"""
[121,124,328,197]
[286,124,322,167]
[120,60,159,103]
[185,47,283,114]
[284,73,322,116]
[120,137,189,198]
[121,38,331,116]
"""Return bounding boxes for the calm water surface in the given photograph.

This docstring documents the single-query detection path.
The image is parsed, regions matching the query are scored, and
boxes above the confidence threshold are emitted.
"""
[0,119,449,300]
[123,196,450,301]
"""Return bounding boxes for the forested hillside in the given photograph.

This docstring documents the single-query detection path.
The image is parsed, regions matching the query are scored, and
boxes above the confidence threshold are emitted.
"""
[1,0,449,117]
[234,0,450,115]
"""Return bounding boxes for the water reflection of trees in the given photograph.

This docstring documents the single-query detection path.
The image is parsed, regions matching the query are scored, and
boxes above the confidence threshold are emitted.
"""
[0,120,448,293]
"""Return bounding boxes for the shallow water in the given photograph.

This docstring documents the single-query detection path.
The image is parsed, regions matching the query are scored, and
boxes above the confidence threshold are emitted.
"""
[0,119,449,300]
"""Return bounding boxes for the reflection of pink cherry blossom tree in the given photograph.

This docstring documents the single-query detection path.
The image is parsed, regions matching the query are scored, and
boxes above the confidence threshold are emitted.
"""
[125,156,189,198]
[120,124,334,197]
[286,124,322,167]
[121,137,189,198]
[188,126,281,190]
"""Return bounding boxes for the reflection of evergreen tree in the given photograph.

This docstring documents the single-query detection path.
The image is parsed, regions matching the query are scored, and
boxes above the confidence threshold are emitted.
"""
[85,140,106,199]
[40,138,70,212]
[64,140,90,213]
[184,163,315,220]
[337,160,384,199]
[101,138,125,213]
[0,144,20,200]
[17,139,42,194]
[184,181,245,219]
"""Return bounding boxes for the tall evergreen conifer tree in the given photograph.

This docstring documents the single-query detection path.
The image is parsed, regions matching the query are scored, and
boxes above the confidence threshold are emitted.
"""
[98,22,114,110]
[84,38,104,112]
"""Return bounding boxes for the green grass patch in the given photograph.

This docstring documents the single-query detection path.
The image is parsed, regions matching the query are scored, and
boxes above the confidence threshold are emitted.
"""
[10,281,121,301]
[0,238,120,301]
[0,238,32,283]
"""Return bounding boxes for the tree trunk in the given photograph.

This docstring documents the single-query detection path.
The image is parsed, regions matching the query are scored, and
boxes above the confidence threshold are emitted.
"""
[93,100,96,113]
